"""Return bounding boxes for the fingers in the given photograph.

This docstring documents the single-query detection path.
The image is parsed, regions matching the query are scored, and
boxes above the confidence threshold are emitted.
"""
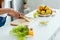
[8,8,24,19]
[15,13,20,19]
[18,12,24,18]
[15,12,24,19]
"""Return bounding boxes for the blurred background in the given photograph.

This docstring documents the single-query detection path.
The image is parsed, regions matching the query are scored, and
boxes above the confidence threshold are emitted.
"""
[1,0,60,24]
[0,0,60,40]
[4,0,60,13]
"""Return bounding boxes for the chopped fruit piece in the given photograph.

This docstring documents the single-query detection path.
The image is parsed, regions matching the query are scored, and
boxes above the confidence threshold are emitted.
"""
[41,10,45,15]
[37,9,41,14]
[38,5,44,10]
[44,6,50,10]
[40,21,48,26]
[46,10,51,15]
[33,12,38,18]
[29,28,34,37]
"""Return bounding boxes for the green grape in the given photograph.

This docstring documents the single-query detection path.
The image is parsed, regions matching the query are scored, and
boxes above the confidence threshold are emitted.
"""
[37,10,41,14]
[33,12,38,18]
[17,37,25,40]
[46,10,51,15]
[10,25,29,40]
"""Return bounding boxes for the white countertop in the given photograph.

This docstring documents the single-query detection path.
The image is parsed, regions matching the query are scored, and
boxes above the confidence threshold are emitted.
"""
[25,9,60,40]
[0,9,60,40]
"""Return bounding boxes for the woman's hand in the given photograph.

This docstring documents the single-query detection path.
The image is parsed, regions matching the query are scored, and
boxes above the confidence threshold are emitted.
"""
[8,9,24,19]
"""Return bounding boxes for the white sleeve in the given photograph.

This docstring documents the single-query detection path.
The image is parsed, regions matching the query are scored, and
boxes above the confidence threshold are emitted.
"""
[0,13,7,17]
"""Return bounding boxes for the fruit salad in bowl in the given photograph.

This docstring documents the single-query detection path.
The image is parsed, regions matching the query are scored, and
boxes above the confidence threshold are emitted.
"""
[34,5,53,18]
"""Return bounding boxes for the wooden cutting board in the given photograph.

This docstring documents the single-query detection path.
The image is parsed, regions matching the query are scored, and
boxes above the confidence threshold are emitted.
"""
[11,19,33,26]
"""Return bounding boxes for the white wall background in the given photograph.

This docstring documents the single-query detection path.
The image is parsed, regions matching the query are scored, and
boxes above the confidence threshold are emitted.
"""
[43,0,60,9]
[27,0,60,12]
[27,0,41,12]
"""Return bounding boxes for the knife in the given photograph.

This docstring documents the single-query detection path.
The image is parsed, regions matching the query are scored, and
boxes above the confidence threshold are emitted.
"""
[22,16,33,22]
